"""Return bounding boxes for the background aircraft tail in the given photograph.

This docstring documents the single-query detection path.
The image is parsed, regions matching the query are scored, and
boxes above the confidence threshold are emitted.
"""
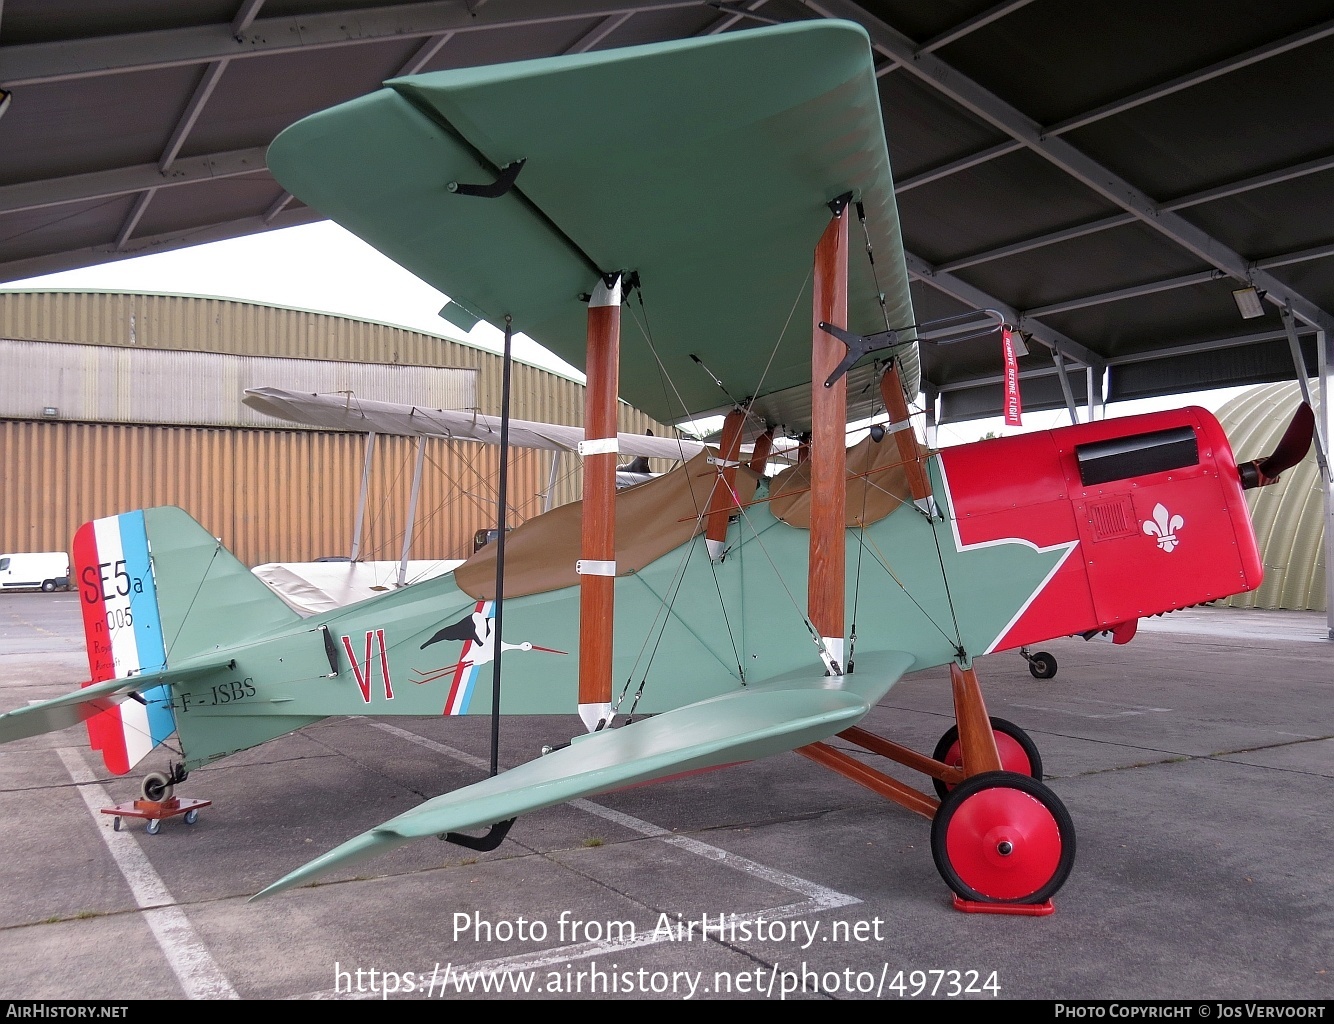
[69,508,303,774]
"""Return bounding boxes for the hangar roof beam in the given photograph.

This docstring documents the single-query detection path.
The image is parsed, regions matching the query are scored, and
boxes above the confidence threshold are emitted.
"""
[904,250,1102,369]
[0,0,699,87]
[0,147,270,216]
[0,205,321,285]
[806,0,1334,334]
[934,149,1334,274]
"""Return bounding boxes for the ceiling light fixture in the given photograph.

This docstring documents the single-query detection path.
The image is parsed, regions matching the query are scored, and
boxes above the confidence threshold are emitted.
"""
[1232,286,1266,320]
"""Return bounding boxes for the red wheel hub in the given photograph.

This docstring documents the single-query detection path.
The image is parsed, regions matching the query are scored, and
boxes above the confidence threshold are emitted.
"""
[943,732,1032,779]
[944,785,1063,901]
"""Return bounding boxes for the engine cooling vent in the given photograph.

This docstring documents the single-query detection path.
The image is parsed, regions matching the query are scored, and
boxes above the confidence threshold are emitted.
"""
[1086,496,1138,541]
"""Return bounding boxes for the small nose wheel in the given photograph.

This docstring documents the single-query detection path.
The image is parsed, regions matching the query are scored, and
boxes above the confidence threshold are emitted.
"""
[1019,648,1057,679]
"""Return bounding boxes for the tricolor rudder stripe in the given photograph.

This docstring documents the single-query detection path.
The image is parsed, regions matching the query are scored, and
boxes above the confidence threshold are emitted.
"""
[73,511,176,775]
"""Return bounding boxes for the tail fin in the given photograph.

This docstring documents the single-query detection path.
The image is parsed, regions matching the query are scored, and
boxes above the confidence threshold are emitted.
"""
[71,508,302,774]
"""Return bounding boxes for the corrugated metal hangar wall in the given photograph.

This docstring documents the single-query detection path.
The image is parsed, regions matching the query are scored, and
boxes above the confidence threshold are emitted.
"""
[0,291,678,568]
[1217,381,1327,612]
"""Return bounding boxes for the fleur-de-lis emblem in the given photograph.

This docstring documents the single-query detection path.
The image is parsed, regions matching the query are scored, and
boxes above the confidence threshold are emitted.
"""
[1142,503,1184,552]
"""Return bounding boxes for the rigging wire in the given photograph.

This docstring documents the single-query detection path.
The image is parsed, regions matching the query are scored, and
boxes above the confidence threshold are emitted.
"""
[625,292,745,685]
[852,200,965,657]
[627,264,850,674]
[845,422,877,674]
[615,538,703,718]
[860,530,958,649]
[855,200,895,335]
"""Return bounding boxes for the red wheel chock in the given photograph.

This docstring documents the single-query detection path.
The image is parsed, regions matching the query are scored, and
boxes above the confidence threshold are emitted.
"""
[952,896,1054,916]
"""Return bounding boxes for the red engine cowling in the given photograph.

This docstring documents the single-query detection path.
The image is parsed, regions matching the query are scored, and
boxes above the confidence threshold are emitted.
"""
[936,407,1263,654]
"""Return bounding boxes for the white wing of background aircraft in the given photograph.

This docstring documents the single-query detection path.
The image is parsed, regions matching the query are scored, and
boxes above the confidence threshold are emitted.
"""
[241,387,709,608]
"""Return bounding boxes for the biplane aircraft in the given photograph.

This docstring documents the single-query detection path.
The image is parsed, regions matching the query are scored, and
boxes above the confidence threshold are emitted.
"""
[0,20,1313,912]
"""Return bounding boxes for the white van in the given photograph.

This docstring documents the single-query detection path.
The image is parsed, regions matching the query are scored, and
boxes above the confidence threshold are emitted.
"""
[0,552,70,592]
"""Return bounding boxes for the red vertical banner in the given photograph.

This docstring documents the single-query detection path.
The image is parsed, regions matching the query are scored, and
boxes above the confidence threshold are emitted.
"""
[1002,325,1023,427]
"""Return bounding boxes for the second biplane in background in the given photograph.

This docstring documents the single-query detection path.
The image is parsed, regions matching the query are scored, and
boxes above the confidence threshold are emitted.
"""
[242,385,708,610]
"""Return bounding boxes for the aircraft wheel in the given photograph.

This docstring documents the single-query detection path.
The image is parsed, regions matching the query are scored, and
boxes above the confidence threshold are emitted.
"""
[1028,651,1057,679]
[184,809,199,825]
[931,771,1075,904]
[141,772,174,803]
[932,717,1042,801]
[145,817,162,836]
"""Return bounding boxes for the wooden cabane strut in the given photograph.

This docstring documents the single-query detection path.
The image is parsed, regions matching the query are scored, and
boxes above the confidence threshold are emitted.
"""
[705,408,747,561]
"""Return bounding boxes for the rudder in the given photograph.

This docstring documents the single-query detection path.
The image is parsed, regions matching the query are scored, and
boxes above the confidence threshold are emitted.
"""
[72,508,303,774]
[74,511,175,774]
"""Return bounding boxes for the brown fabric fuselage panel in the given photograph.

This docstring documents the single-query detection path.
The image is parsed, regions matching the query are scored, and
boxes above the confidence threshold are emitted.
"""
[455,451,757,600]
[768,433,921,528]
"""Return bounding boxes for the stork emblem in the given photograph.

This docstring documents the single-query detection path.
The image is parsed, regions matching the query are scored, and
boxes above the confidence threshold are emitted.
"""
[413,601,566,715]
[1142,503,1184,552]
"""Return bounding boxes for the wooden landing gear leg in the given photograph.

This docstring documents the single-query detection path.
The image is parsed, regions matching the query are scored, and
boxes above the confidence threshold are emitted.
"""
[800,662,1075,915]
[932,663,1074,915]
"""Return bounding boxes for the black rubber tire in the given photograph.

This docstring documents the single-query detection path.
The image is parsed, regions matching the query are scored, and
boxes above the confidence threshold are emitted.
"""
[931,716,1043,801]
[41,581,55,593]
[931,770,1075,904]
[1028,651,1057,679]
[141,771,173,803]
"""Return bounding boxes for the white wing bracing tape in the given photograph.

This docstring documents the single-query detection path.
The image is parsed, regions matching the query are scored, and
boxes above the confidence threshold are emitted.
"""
[579,437,620,456]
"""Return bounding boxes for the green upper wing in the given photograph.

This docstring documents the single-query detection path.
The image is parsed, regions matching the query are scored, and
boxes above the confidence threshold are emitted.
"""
[266,20,916,430]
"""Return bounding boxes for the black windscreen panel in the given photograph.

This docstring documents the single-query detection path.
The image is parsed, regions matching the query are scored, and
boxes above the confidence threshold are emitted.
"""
[1076,427,1199,486]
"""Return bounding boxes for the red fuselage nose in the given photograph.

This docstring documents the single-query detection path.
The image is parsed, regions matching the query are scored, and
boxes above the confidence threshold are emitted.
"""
[937,408,1262,654]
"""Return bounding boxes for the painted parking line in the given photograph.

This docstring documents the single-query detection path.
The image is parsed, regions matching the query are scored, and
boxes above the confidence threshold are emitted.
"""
[1006,694,1171,719]
[350,722,860,982]
[56,746,239,1000]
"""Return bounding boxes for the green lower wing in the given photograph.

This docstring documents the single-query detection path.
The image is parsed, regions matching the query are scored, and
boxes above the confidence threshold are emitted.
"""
[254,650,915,898]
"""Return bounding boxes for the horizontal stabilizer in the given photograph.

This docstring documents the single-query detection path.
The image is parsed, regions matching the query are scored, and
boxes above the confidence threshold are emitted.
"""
[254,651,914,898]
[0,662,222,745]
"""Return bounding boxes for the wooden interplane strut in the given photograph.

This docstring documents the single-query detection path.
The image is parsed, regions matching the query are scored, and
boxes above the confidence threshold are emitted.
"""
[810,203,850,673]
[577,275,621,731]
